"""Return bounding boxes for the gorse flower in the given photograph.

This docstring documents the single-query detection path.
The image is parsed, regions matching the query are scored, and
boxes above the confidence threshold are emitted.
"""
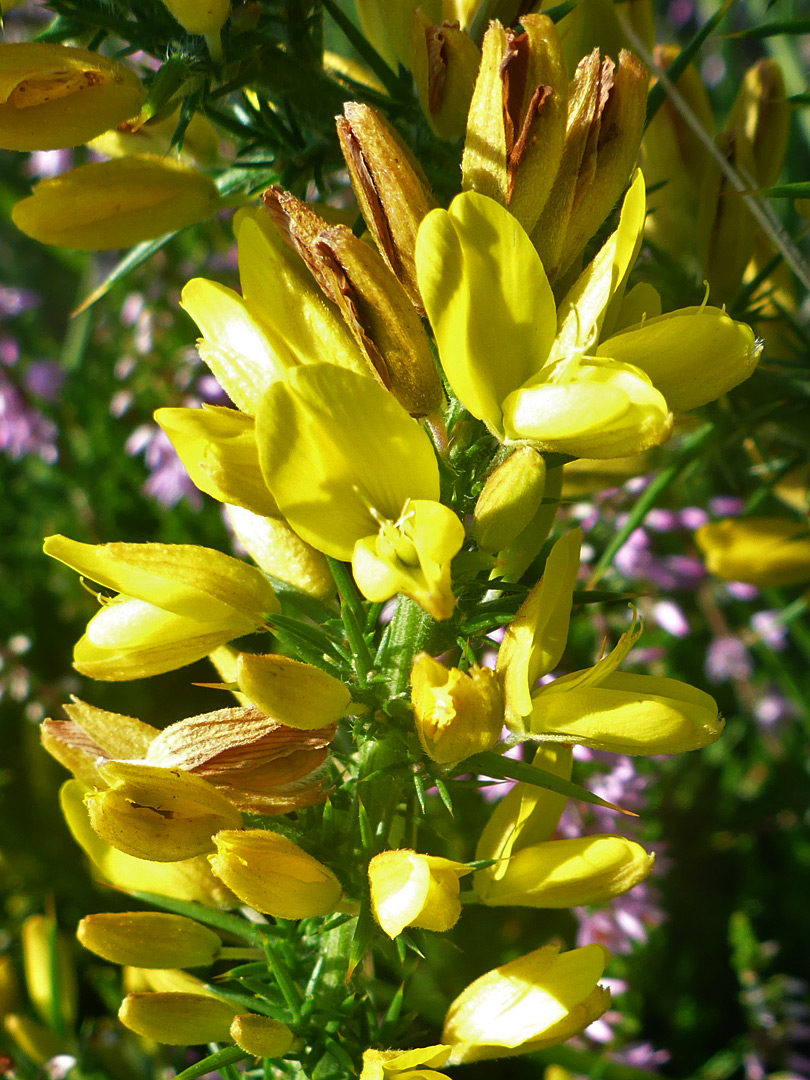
[416,170,759,458]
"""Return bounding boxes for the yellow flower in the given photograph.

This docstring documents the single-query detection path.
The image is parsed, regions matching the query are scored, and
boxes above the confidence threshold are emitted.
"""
[360,1044,452,1080]
[417,170,759,457]
[696,517,810,587]
[43,536,279,680]
[498,533,724,753]
[209,829,342,919]
[12,155,220,250]
[443,943,611,1062]
[411,653,503,763]
[21,915,77,1030]
[256,364,464,619]
[234,652,351,731]
[368,850,471,938]
[84,762,243,862]
[0,42,144,151]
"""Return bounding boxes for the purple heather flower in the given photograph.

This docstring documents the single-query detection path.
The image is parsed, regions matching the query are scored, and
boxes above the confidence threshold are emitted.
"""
[23,360,65,402]
[126,423,202,510]
[668,0,695,27]
[24,148,72,178]
[653,599,690,638]
[706,635,753,682]
[711,495,745,516]
[0,285,39,319]
[679,506,710,530]
[574,883,665,953]
[754,691,798,731]
[751,610,788,651]
[645,508,679,532]
[727,581,760,602]
[0,367,58,462]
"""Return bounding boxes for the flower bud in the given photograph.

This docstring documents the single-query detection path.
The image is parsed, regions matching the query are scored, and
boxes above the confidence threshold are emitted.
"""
[230,1014,295,1058]
[234,653,350,731]
[726,59,790,190]
[77,913,221,969]
[12,155,221,250]
[532,49,647,282]
[473,446,546,553]
[368,850,471,938]
[144,703,335,814]
[0,42,145,151]
[360,1044,452,1080]
[641,46,714,261]
[462,17,568,235]
[60,779,236,908]
[224,504,334,600]
[155,406,278,518]
[337,102,438,311]
[695,518,810,587]
[697,129,758,304]
[411,653,503,764]
[443,943,611,1062]
[411,14,480,141]
[21,914,77,1030]
[85,763,243,862]
[160,0,230,36]
[209,829,342,918]
[598,305,761,412]
[478,833,654,908]
[264,187,442,417]
[119,991,238,1045]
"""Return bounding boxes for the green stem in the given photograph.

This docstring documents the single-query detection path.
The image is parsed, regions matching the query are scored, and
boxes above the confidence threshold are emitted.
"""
[261,936,303,1025]
[172,1047,251,1080]
[217,947,265,961]
[327,557,374,687]
[376,595,435,697]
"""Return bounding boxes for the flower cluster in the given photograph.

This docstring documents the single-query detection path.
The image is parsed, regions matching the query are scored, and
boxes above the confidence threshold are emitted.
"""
[1,2,787,1076]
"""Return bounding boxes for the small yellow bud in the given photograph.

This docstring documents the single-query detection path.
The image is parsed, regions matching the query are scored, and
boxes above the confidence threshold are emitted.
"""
[77,913,221,969]
[209,829,342,918]
[235,653,351,731]
[21,915,77,1030]
[13,155,221,250]
[354,0,441,70]
[695,518,810,587]
[473,446,546,553]
[119,991,238,1045]
[337,101,438,311]
[88,108,220,164]
[368,849,471,938]
[411,653,503,764]
[85,762,243,862]
[0,954,19,1020]
[230,1014,295,1058]
[726,59,790,190]
[697,130,758,304]
[0,42,145,151]
[360,1044,452,1080]
[159,0,230,36]
[411,14,480,141]
[155,406,278,518]
[443,943,611,1062]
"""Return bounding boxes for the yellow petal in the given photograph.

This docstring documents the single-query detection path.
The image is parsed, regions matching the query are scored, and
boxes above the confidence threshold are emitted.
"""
[416,192,556,434]
[256,364,440,559]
